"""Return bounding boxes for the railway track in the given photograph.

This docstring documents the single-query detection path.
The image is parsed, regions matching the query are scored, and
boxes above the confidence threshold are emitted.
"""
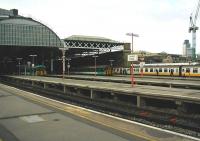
[1,78,200,138]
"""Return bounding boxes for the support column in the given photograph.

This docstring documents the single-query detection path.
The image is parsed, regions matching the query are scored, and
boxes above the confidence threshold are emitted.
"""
[50,51,54,74]
[50,59,54,74]
[137,96,141,107]
[137,96,146,107]
[90,89,97,99]
[176,101,188,113]
[77,89,81,96]
[32,81,34,86]
[63,85,66,93]
[111,92,118,101]
[44,83,47,89]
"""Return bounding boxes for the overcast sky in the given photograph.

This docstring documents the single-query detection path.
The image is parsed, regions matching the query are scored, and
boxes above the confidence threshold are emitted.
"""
[1,0,200,54]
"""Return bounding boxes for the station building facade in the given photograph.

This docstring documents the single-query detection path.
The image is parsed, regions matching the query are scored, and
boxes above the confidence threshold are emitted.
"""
[0,8,188,75]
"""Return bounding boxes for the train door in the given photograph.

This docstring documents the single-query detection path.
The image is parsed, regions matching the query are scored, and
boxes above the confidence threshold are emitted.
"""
[179,66,182,77]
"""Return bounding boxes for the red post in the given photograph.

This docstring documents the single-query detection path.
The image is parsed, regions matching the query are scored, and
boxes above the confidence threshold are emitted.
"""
[130,62,135,87]
[140,68,143,77]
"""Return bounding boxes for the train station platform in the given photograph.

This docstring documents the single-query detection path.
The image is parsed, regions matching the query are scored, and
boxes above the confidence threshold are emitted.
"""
[51,74,200,90]
[2,75,200,126]
[6,75,200,103]
[57,74,200,81]
[0,83,198,141]
[0,83,134,141]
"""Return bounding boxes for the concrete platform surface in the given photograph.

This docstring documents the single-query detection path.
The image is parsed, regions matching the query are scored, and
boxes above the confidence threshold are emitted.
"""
[0,96,52,119]
[63,75,200,89]
[0,84,139,141]
[0,113,131,141]
[0,83,199,141]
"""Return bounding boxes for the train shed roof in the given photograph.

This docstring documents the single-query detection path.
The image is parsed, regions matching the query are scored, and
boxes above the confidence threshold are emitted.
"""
[64,35,120,43]
[0,8,63,48]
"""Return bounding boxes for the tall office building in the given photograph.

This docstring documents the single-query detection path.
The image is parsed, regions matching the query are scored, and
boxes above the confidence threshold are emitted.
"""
[183,40,190,56]
[183,39,195,59]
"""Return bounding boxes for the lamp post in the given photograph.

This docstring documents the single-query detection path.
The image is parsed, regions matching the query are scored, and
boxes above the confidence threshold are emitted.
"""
[66,58,71,75]
[126,33,139,87]
[29,54,37,76]
[16,58,22,75]
[92,55,98,76]
[29,54,37,67]
[109,59,114,76]
[59,40,69,79]
[109,59,114,67]
[126,33,139,53]
[59,48,66,78]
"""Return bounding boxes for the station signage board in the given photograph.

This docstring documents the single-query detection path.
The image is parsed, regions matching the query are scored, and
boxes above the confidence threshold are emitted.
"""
[128,54,138,62]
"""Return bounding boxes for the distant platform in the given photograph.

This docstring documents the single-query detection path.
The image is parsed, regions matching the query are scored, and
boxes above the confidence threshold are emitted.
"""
[8,75,200,103]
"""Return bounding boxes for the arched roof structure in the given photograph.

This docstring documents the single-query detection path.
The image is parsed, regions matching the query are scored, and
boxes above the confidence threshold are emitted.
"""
[0,8,64,74]
[0,17,63,48]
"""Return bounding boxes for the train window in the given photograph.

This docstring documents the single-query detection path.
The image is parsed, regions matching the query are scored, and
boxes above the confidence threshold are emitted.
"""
[145,68,148,72]
[164,68,168,72]
[193,68,198,73]
[173,68,176,73]
[150,68,153,72]
[159,68,162,72]
[173,69,175,73]
[186,68,190,73]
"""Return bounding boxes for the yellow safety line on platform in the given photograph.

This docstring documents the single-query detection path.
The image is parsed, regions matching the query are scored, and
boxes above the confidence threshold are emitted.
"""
[12,94,157,141]
[0,82,157,141]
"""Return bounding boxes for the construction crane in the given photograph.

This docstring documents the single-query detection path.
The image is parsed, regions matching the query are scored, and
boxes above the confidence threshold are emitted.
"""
[189,0,200,59]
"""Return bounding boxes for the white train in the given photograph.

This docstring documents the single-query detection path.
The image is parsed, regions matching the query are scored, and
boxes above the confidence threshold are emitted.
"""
[113,63,200,77]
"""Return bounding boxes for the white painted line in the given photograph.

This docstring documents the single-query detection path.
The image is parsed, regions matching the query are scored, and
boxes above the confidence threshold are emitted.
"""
[4,84,200,141]
[20,115,45,123]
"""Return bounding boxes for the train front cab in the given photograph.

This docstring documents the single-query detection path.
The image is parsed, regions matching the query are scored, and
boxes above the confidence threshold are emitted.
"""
[35,65,46,76]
